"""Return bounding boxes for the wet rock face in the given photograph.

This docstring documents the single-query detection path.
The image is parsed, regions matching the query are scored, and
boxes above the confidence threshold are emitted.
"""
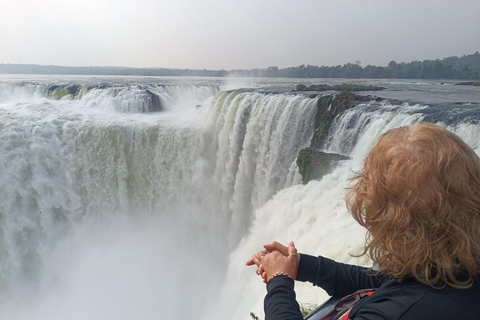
[454,82,480,86]
[310,92,377,150]
[47,84,83,99]
[142,89,162,112]
[297,148,350,184]
[297,92,381,184]
[45,83,163,113]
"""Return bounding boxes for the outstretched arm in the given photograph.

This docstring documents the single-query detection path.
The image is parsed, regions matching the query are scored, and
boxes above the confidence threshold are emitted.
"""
[297,254,387,297]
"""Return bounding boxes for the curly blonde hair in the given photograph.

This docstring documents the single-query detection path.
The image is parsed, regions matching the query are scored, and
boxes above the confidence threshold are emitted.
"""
[347,122,480,288]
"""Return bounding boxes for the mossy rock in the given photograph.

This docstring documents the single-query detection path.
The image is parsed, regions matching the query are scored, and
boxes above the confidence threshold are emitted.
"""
[310,92,372,149]
[296,92,383,183]
[295,84,333,91]
[297,148,350,184]
[47,84,82,99]
[296,151,312,183]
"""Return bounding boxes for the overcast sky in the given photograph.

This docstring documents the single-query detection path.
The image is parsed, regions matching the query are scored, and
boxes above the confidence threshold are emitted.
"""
[1,0,479,70]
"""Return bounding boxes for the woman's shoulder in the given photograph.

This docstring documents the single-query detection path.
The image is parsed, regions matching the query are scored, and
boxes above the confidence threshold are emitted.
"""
[351,277,480,319]
[405,278,480,319]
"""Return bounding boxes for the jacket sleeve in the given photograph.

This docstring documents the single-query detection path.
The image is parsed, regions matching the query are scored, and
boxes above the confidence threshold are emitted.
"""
[296,254,387,297]
[264,275,303,320]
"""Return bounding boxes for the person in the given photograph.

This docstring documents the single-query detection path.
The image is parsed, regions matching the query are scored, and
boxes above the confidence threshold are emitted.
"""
[246,122,480,319]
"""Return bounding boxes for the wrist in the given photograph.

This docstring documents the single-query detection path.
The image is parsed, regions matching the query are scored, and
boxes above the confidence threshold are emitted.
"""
[267,272,293,282]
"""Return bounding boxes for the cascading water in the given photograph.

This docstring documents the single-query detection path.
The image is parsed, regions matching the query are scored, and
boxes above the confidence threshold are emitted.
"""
[0,77,318,319]
[201,86,480,319]
[0,76,479,320]
[200,91,318,246]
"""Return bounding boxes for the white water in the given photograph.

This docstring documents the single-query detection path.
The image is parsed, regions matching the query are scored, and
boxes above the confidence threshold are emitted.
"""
[0,77,479,320]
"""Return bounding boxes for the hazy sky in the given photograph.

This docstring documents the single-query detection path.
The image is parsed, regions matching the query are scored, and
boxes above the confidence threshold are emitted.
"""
[1,0,479,70]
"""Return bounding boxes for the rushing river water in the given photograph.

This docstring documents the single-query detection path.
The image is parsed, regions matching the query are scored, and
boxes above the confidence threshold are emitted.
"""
[0,75,479,319]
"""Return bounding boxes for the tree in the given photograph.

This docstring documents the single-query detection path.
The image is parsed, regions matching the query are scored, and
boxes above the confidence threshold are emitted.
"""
[388,60,397,67]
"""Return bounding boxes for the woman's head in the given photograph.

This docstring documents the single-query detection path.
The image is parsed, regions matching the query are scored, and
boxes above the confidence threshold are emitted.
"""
[347,122,480,288]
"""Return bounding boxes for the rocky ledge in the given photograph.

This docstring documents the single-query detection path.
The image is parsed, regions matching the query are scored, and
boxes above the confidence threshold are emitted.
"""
[454,82,480,86]
[297,91,382,183]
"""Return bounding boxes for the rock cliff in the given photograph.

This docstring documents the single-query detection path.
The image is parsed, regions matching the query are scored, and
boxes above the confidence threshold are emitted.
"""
[297,91,381,183]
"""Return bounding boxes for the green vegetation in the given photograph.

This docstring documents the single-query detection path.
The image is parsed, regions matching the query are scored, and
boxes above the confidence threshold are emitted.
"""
[249,301,319,320]
[300,302,319,317]
[309,93,353,151]
[296,151,312,184]
[48,88,71,100]
[0,63,228,77]
[296,83,384,92]
[1,52,479,80]
[296,91,364,184]
[47,84,82,100]
[297,149,350,184]
[258,52,480,80]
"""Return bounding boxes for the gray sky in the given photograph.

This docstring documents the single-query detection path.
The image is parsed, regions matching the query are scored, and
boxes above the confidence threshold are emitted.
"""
[1,0,479,70]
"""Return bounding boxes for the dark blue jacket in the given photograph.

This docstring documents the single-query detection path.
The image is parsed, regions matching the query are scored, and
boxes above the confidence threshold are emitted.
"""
[264,254,480,320]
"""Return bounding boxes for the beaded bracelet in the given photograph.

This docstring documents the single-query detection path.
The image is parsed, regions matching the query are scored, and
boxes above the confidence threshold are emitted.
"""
[268,272,293,282]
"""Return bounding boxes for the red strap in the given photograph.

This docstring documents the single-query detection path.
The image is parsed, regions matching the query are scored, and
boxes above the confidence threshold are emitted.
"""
[329,290,376,320]
[338,313,350,320]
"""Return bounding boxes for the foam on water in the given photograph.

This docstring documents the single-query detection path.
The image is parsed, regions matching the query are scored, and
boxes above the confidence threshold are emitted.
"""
[1,76,480,320]
[0,79,319,319]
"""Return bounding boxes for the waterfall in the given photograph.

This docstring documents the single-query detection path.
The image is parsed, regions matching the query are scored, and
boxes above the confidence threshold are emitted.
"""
[0,80,221,113]
[1,76,480,320]
[199,91,317,246]
[0,79,318,319]
[210,99,480,320]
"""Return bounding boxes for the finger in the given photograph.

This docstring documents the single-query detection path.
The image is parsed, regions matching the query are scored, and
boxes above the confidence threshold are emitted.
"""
[256,263,263,275]
[287,241,298,259]
[246,254,255,266]
[263,241,289,256]
[257,250,268,260]
[287,241,300,279]
[247,254,261,267]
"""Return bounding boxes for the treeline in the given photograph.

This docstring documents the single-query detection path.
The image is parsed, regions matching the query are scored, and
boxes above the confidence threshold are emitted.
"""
[232,52,480,79]
[0,64,228,77]
[1,52,479,79]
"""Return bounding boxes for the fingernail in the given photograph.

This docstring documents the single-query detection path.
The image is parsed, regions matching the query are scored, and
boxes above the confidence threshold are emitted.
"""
[290,241,295,247]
